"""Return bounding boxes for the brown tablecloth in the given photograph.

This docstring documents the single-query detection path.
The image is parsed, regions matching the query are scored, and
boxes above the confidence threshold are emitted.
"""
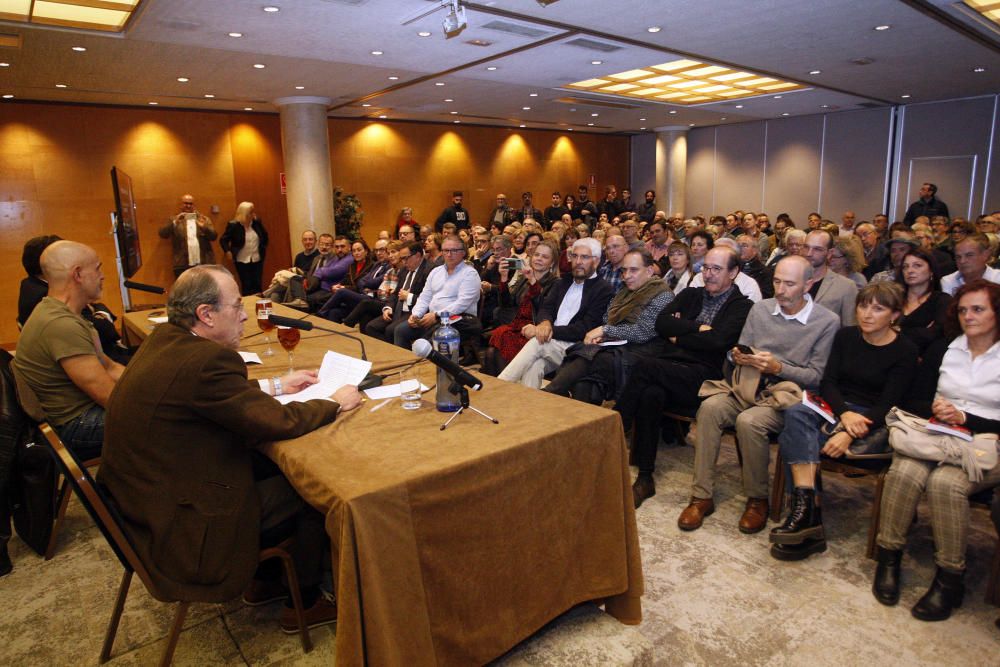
[123,298,643,666]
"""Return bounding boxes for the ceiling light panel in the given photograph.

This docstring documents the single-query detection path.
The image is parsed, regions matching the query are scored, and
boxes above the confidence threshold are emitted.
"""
[6,0,140,32]
[965,0,1000,25]
[566,58,807,105]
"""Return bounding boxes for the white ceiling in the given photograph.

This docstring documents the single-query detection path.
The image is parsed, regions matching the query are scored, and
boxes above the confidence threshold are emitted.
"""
[0,0,998,133]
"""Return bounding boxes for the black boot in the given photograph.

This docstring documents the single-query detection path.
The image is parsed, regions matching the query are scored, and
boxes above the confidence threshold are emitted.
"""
[632,473,656,509]
[770,487,824,545]
[912,567,964,621]
[769,536,827,561]
[871,546,902,606]
[0,538,11,577]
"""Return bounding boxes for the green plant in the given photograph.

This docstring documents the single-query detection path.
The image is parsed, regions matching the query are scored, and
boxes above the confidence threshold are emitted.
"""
[334,187,364,241]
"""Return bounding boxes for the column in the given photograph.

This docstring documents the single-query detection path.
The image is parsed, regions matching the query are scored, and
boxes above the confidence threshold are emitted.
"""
[654,127,688,218]
[275,96,334,241]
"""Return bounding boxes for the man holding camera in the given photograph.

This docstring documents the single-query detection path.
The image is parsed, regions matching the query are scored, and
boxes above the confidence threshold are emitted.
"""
[159,194,217,278]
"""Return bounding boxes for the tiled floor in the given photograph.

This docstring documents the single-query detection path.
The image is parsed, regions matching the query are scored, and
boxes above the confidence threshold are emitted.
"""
[1,437,997,666]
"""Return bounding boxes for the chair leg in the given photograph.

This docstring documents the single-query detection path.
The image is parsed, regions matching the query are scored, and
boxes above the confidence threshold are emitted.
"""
[100,569,133,664]
[277,551,313,653]
[159,601,190,667]
[44,476,73,560]
[986,535,1000,605]
[770,452,785,522]
[866,470,889,561]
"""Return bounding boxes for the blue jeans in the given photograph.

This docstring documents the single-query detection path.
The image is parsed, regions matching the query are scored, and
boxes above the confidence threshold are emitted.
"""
[778,400,867,465]
[55,404,105,461]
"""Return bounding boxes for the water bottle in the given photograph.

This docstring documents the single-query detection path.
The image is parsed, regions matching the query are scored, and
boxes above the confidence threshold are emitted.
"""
[432,312,461,412]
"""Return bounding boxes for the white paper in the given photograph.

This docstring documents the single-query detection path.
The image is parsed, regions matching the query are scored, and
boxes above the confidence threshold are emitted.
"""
[148,315,168,324]
[598,339,628,346]
[363,381,430,400]
[276,350,372,405]
[239,351,262,365]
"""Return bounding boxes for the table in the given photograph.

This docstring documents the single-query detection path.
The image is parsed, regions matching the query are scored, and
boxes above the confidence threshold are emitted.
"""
[123,299,643,666]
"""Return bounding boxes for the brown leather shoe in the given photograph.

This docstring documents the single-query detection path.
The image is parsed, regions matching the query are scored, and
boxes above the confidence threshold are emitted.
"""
[677,497,715,531]
[739,497,770,534]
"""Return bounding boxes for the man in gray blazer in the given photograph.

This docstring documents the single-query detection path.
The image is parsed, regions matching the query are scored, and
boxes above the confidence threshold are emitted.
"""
[803,230,858,325]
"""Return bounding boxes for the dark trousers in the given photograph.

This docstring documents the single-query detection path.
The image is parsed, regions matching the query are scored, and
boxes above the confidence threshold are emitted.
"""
[235,261,264,296]
[318,289,369,323]
[54,404,105,461]
[615,359,715,474]
[344,299,385,329]
[392,314,483,350]
[255,474,326,593]
[543,353,613,405]
[364,311,405,342]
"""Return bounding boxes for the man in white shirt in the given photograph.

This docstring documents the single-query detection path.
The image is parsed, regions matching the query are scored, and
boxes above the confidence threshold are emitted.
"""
[158,194,217,278]
[941,234,1000,295]
[690,238,763,302]
[393,236,482,349]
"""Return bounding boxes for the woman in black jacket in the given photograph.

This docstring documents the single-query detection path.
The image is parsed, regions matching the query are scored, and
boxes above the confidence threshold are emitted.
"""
[220,201,269,296]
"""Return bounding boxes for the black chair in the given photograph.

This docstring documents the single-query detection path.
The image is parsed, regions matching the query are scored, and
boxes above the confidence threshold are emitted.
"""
[38,424,314,665]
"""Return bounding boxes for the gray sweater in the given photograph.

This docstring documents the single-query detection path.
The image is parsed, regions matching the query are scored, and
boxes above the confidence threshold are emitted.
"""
[738,298,840,390]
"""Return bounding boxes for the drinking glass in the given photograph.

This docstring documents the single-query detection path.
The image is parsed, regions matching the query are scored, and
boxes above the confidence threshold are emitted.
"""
[276,326,300,372]
[255,298,275,357]
[399,368,422,410]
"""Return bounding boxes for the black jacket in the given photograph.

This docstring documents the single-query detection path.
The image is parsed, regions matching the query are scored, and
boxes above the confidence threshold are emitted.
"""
[536,275,615,342]
[385,260,432,316]
[219,219,269,261]
[903,196,949,226]
[434,206,470,232]
[651,286,753,372]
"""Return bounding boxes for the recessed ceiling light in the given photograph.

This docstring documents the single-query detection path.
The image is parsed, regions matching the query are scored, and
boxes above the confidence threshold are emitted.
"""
[418,31,431,37]
[486,66,497,71]
[204,94,215,98]
[388,76,399,80]
[454,120,460,123]
[228,32,243,38]
[253,63,266,69]
[55,84,67,88]
[735,105,743,109]
[781,112,790,116]
[371,50,383,56]
[177,77,190,82]
[820,104,830,108]
[444,98,453,102]
[263,6,280,12]
[647,26,661,33]
[720,117,727,120]
[640,127,646,130]
[3,94,14,99]
[529,93,538,97]
[71,46,86,52]
[874,24,890,31]
[773,95,783,99]
[519,124,526,128]
[435,82,445,86]
[587,123,594,126]
[522,106,531,110]
[901,94,911,98]
[449,111,458,114]
[689,123,695,127]
[295,85,305,90]
[591,113,599,117]
[148,101,158,105]
[639,117,646,121]
[568,128,573,131]
[569,107,576,111]
[669,110,677,114]
[973,67,986,73]
[362,103,372,107]
[244,107,253,111]
[0,63,10,67]
[591,60,602,65]
[809,70,821,75]
[378,114,387,119]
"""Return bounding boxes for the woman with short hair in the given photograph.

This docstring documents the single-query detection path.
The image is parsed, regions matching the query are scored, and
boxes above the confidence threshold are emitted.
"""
[220,201,269,296]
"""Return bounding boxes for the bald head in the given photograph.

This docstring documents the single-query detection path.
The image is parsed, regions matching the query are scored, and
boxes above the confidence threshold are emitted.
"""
[41,241,98,286]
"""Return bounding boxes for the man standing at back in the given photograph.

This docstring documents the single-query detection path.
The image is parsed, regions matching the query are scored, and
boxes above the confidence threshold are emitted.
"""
[904,182,949,226]
[435,191,469,233]
[99,265,362,630]
[14,241,124,460]
[159,194,217,278]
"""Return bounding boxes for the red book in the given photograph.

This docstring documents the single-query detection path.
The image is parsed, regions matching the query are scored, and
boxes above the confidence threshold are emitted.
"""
[927,418,974,442]
[802,391,837,424]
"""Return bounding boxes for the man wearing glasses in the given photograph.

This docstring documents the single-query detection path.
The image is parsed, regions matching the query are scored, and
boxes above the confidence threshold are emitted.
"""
[498,238,614,388]
[393,236,482,349]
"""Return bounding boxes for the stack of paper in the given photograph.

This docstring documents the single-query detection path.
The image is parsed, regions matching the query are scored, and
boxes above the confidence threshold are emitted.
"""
[276,350,372,405]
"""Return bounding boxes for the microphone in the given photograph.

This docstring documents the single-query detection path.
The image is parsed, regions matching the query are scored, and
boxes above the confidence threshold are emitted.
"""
[269,314,368,361]
[124,280,165,294]
[412,339,482,391]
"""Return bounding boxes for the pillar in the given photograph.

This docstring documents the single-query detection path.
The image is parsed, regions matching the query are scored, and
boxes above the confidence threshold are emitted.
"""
[654,127,688,218]
[275,96,334,241]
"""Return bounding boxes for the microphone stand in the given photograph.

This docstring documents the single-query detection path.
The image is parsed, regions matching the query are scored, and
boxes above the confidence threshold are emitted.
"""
[439,378,499,431]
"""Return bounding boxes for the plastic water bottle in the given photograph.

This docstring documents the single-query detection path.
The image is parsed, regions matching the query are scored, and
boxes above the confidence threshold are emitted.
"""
[432,312,461,412]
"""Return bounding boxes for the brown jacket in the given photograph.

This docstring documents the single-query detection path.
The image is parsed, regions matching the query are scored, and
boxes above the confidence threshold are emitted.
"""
[158,214,218,270]
[98,322,340,602]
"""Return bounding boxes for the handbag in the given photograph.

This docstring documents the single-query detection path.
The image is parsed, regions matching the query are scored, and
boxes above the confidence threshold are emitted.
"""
[885,407,999,482]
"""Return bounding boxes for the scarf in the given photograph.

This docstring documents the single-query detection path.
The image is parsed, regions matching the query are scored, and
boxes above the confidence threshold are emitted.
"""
[606,277,669,326]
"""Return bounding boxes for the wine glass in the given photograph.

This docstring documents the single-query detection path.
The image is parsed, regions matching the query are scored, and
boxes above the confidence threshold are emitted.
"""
[255,298,275,357]
[276,326,300,372]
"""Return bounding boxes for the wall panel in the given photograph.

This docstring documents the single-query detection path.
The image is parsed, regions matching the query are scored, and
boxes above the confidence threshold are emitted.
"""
[684,127,716,217]
[821,107,892,221]
[713,121,766,214]
[763,115,824,223]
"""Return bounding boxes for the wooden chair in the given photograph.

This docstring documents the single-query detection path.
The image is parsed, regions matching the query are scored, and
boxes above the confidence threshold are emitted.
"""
[45,454,101,560]
[988,493,1000,605]
[38,424,314,666]
[770,450,891,557]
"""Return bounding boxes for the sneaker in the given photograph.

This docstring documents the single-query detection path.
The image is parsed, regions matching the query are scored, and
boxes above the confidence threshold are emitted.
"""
[280,590,337,634]
[285,298,309,310]
[242,578,288,607]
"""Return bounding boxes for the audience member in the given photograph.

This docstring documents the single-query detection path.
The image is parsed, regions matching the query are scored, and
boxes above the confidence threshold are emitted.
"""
[690,238,762,302]
[941,233,1000,295]
[660,241,696,294]
[516,191,544,223]
[802,230,859,325]
[342,241,405,330]
[394,207,418,237]
[597,234,629,293]
[364,242,430,341]
[828,236,868,289]
[688,230,713,274]
[318,240,391,322]
[434,191,469,233]
[293,230,318,274]
[220,201,269,296]
[18,234,62,326]
[637,190,657,223]
[306,236,353,311]
[895,248,952,355]
[645,220,672,261]
[736,233,774,298]
[904,182,949,226]
[544,192,568,228]
[159,194,217,278]
[677,256,839,533]
[487,194,514,228]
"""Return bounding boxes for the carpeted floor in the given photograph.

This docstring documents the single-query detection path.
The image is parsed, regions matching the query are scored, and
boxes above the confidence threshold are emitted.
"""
[1,434,997,666]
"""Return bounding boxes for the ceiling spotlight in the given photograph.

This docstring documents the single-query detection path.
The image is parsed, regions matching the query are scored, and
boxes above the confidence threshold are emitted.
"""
[735,104,743,109]
[263,6,280,12]
[522,106,531,110]
[71,46,86,52]
[689,123,695,127]
[647,26,661,33]
[55,83,67,88]
[640,127,646,130]
[591,113,599,117]
[781,112,790,116]
[820,104,830,108]
[444,98,453,102]
[874,24,890,31]
[177,77,190,82]
[450,111,458,114]
[519,124,526,128]
[435,82,445,86]
[253,63,266,69]
[388,76,399,80]
[442,0,468,39]
[2,94,13,99]
[591,60,602,65]
[486,66,497,71]
[973,67,986,73]
[529,93,538,97]
[228,32,243,38]
[148,101,158,105]
[362,103,372,107]
[418,31,431,37]
[378,114,387,119]
[0,63,8,67]
[773,95,783,99]
[809,69,821,75]
[204,94,215,98]
[371,50,383,55]
[720,117,727,120]
[587,123,594,126]
[568,128,573,131]
[669,110,677,114]
[294,86,305,90]
[901,94,911,98]
[454,120,461,123]
[244,107,253,111]
[639,117,646,121]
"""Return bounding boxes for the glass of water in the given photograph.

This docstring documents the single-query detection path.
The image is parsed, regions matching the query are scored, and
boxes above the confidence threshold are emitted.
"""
[399,368,422,410]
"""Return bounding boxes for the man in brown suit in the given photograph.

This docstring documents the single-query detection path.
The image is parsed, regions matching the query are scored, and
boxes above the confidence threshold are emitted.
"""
[98,265,362,632]
[158,194,218,277]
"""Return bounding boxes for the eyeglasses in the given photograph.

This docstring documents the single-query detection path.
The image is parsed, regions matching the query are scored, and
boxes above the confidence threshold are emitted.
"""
[441,248,465,254]
[702,265,727,274]
[568,253,595,261]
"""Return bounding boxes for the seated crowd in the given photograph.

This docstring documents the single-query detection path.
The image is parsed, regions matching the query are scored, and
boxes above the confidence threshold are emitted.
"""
[10,182,1000,631]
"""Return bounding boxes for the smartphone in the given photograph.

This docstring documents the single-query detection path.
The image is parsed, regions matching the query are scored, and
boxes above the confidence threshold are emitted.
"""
[735,344,753,355]
[506,257,524,270]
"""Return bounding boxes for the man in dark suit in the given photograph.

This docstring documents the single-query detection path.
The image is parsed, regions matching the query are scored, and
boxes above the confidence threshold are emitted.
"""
[498,238,614,388]
[364,242,431,342]
[615,246,753,508]
[99,265,362,631]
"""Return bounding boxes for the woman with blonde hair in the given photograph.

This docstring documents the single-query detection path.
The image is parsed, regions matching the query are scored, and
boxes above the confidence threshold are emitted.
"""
[220,201,268,295]
[828,236,868,289]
